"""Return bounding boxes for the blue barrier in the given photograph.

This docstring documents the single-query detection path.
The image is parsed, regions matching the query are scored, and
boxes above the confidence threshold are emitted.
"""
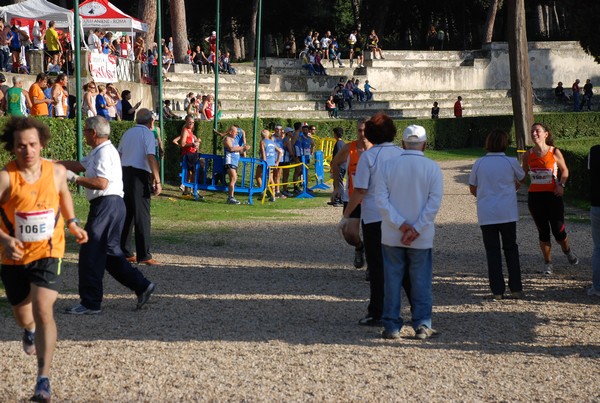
[180,153,268,204]
[293,155,314,199]
[310,150,330,191]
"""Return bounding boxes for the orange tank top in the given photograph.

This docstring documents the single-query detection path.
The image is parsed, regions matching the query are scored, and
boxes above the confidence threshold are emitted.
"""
[347,141,360,197]
[0,160,65,265]
[527,146,558,193]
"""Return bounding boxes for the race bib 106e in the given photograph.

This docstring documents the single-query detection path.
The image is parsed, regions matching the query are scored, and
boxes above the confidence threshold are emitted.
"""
[15,209,55,242]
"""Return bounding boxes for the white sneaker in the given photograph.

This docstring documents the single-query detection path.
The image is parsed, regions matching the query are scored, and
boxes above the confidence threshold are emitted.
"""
[543,263,553,275]
[587,287,600,297]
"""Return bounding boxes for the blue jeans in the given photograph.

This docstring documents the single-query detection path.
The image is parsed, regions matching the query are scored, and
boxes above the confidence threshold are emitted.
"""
[591,207,600,291]
[573,92,580,111]
[382,245,432,333]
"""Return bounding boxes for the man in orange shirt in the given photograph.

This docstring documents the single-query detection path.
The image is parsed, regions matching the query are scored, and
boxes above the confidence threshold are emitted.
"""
[28,73,52,117]
[0,117,88,401]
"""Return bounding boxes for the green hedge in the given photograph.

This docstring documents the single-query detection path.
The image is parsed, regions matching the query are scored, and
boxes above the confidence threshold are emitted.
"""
[0,114,598,197]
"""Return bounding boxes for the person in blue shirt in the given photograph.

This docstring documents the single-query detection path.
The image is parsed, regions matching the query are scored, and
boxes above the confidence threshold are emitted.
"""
[223,125,250,204]
[95,85,109,119]
[255,129,283,200]
[364,80,376,101]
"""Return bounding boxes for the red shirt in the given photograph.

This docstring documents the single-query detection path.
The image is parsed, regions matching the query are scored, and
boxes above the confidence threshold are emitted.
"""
[454,100,463,117]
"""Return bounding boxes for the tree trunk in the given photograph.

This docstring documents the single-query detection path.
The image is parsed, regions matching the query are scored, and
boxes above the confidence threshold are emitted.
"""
[231,17,242,61]
[507,0,533,160]
[373,0,391,37]
[138,0,157,50]
[536,3,547,38]
[240,36,246,60]
[351,0,362,32]
[169,0,188,63]
[483,0,500,43]
[248,0,258,61]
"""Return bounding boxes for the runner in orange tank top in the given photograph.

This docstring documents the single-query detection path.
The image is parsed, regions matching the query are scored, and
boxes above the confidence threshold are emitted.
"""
[522,122,579,275]
[331,120,372,272]
[0,117,88,402]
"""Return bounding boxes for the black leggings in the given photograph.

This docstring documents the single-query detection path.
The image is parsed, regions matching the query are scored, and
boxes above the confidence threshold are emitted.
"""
[528,191,567,243]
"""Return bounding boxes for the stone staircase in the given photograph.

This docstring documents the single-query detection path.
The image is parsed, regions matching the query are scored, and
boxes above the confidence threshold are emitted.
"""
[162,45,579,120]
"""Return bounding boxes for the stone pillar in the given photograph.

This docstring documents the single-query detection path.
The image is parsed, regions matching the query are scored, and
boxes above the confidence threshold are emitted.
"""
[26,50,44,75]
[79,49,91,78]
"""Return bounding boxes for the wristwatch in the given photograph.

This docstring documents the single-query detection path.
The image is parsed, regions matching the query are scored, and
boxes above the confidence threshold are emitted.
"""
[559,183,566,188]
[66,217,81,227]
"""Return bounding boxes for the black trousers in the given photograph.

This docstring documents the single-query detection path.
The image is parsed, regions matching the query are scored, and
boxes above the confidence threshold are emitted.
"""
[79,195,150,310]
[481,222,522,295]
[121,166,153,261]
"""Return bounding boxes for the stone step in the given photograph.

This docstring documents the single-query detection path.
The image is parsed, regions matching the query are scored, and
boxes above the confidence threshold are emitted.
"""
[367,50,472,61]
[166,73,257,84]
[263,65,367,76]
[170,101,561,120]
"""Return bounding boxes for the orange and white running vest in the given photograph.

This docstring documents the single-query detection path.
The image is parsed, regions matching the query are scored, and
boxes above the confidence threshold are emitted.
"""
[526,146,558,193]
[0,160,65,265]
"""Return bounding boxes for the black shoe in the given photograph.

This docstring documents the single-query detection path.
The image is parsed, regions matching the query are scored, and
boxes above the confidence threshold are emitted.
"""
[137,283,156,309]
[354,246,365,268]
[358,316,383,327]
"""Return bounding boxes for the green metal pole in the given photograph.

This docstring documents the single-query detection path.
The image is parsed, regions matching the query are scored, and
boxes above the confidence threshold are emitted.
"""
[212,0,221,155]
[74,1,82,163]
[157,0,164,183]
[252,0,263,158]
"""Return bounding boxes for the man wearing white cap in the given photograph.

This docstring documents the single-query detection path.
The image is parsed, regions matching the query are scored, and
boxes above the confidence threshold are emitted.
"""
[376,123,443,340]
[205,31,217,54]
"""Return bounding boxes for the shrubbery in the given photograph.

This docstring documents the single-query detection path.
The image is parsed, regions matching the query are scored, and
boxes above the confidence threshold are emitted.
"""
[0,113,597,200]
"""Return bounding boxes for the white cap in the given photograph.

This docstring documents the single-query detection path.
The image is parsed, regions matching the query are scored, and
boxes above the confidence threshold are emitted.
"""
[275,124,283,129]
[211,31,216,35]
[285,127,294,133]
[402,125,427,143]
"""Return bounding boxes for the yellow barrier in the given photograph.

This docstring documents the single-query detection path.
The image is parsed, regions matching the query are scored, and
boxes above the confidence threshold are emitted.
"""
[261,161,309,204]
[314,137,338,168]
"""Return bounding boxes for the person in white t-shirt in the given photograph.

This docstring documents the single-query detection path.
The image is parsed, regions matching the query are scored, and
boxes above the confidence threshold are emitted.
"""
[59,116,156,314]
[87,29,101,53]
[341,113,409,328]
[469,129,526,300]
[375,124,443,341]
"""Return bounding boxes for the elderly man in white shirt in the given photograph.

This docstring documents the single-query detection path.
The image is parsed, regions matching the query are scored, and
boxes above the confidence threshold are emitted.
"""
[59,116,155,314]
[376,124,443,340]
[118,108,162,265]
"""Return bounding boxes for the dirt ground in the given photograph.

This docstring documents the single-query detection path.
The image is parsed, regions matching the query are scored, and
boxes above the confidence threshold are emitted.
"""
[1,160,599,402]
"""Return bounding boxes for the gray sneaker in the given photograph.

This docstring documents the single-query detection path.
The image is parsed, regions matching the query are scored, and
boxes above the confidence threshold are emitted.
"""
[381,329,400,339]
[226,197,241,205]
[137,283,156,310]
[587,287,600,297]
[564,249,579,265]
[415,325,438,340]
[542,263,553,275]
[64,304,101,315]
[22,329,36,355]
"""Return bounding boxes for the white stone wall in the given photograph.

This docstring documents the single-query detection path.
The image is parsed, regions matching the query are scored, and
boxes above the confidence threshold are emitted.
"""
[364,41,600,92]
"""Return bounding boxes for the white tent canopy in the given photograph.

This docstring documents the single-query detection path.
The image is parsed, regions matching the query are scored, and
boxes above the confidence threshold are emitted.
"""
[0,0,74,33]
[78,0,148,33]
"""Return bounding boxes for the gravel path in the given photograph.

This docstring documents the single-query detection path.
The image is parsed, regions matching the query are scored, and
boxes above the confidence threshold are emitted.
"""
[1,160,599,401]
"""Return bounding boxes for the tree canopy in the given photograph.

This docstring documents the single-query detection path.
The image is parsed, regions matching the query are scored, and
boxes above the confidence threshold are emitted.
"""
[62,0,591,59]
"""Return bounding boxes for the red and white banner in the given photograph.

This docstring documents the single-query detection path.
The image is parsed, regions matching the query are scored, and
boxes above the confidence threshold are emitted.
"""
[88,53,118,83]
